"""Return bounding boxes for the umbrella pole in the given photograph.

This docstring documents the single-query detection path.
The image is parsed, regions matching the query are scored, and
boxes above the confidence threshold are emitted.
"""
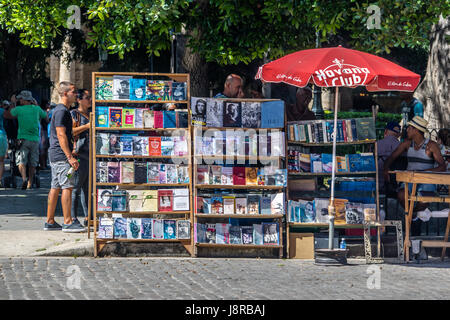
[328,86,339,250]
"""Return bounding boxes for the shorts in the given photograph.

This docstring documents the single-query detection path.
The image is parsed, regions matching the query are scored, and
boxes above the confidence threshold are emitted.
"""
[16,140,39,167]
[50,161,75,189]
[399,182,437,195]
[0,131,7,157]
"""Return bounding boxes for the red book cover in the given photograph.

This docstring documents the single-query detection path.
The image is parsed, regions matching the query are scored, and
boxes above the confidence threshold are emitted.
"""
[233,167,246,185]
[342,120,348,142]
[154,111,164,128]
[148,137,161,156]
[158,189,173,212]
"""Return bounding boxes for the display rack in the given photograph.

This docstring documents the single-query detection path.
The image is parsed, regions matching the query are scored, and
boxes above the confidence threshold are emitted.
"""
[91,72,193,257]
[192,98,287,258]
[286,111,382,262]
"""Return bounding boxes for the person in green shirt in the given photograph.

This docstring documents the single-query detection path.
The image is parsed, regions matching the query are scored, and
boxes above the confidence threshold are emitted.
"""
[4,90,47,189]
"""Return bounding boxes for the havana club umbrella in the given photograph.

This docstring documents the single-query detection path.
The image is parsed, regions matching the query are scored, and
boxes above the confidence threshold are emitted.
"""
[256,45,420,257]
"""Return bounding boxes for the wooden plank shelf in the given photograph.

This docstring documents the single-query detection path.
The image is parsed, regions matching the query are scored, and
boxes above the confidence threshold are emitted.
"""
[96,183,190,187]
[288,222,382,228]
[195,214,284,219]
[194,155,284,161]
[96,239,191,243]
[288,171,376,176]
[95,155,189,159]
[195,243,282,249]
[195,127,285,131]
[287,139,376,146]
[195,185,284,190]
[95,100,188,104]
[95,127,188,131]
[97,211,191,215]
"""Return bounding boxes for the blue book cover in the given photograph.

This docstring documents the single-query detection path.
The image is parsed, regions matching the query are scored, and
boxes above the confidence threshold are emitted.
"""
[310,153,322,173]
[163,220,177,239]
[321,153,333,173]
[95,106,109,127]
[351,119,358,141]
[203,198,211,214]
[360,153,376,171]
[112,190,127,212]
[260,195,272,215]
[163,111,176,128]
[119,135,134,156]
[337,120,344,142]
[172,82,186,101]
[347,154,363,172]
[113,217,127,239]
[129,78,147,100]
[300,201,315,223]
[141,218,153,239]
[261,100,284,128]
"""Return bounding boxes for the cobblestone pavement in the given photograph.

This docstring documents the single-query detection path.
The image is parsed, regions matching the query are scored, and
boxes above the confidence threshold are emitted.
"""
[0,257,449,300]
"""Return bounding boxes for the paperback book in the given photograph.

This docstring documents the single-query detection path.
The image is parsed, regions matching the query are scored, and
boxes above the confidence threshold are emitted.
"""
[108,134,121,155]
[223,101,241,127]
[142,190,158,212]
[127,218,142,239]
[191,97,207,126]
[119,135,133,156]
[163,220,177,239]
[109,107,123,128]
[129,78,147,100]
[113,217,127,239]
[134,161,148,184]
[107,162,120,183]
[229,225,242,244]
[171,82,186,101]
[235,198,247,214]
[241,226,254,244]
[216,223,230,244]
[253,224,263,245]
[112,189,127,212]
[95,106,109,127]
[96,161,108,183]
[152,219,164,239]
[120,161,134,184]
[242,102,261,128]
[96,133,110,155]
[132,136,149,156]
[122,108,135,128]
[97,188,113,211]
[141,218,153,239]
[95,76,113,100]
[98,217,114,239]
[113,75,131,100]
[206,223,216,243]
[158,189,173,211]
[206,99,223,127]
[147,163,160,184]
[177,220,190,239]
[262,222,279,245]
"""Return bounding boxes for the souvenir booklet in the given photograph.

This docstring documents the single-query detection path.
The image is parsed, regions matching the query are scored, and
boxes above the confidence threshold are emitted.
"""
[177,220,190,240]
[127,218,142,239]
[163,220,177,239]
[113,75,131,100]
[129,78,147,100]
[113,217,127,239]
[98,217,114,239]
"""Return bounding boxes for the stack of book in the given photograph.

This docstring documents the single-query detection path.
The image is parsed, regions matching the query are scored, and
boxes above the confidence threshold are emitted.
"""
[196,192,284,215]
[97,188,190,212]
[98,217,191,240]
[96,133,188,157]
[96,161,190,184]
[95,107,188,129]
[288,149,376,173]
[195,222,279,245]
[196,165,287,186]
[95,76,187,101]
[191,97,284,128]
[287,118,376,143]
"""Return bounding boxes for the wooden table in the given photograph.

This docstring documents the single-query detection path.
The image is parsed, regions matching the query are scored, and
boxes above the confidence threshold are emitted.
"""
[391,171,450,261]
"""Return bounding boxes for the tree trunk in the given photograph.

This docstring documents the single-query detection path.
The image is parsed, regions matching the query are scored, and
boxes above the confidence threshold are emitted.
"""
[415,15,449,136]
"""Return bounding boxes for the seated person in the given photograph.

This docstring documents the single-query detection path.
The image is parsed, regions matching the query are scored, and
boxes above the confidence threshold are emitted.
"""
[383,116,446,235]
[286,86,316,121]
[377,121,401,193]
[437,128,450,171]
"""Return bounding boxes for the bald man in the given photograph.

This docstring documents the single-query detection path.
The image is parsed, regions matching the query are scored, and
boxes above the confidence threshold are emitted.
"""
[215,74,244,99]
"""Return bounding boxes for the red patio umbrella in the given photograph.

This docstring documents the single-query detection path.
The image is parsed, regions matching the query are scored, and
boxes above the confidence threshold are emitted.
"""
[256,45,420,255]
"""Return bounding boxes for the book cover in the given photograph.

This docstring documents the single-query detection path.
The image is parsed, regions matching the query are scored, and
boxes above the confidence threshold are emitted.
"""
[128,190,143,212]
[261,100,284,128]
[153,111,164,128]
[264,166,277,186]
[345,202,364,224]
[336,155,349,172]
[107,162,120,183]
[113,217,127,239]
[215,223,230,244]
[229,225,242,244]
[321,153,333,173]
[143,110,154,128]
[163,220,177,239]
[98,217,114,239]
[351,119,358,141]
[134,108,144,129]
[196,223,207,243]
[127,218,142,239]
[148,137,161,156]
[96,133,110,155]
[109,107,123,128]
[210,165,222,185]
[112,189,127,212]
[299,153,311,172]
[134,161,148,184]
[176,110,188,128]
[346,119,353,142]
[235,198,247,215]
[146,80,165,101]
[197,165,209,185]
[162,81,172,101]
[360,153,376,171]
[159,163,167,184]
[147,163,160,184]
[242,102,261,128]
[355,118,376,140]
[222,196,235,215]
[141,218,153,239]
[232,167,246,185]
[270,193,285,215]
[245,167,258,186]
[142,190,158,212]
[252,224,263,245]
[113,75,131,100]
[274,169,287,187]
[95,76,113,100]
[311,153,322,173]
[173,188,189,211]
[119,135,133,156]
[300,200,315,223]
[247,131,258,157]
[257,168,265,186]
[342,120,348,142]
[206,99,224,127]
[171,82,186,101]
[201,136,214,156]
[152,219,164,239]
[260,195,272,215]
[177,220,191,240]
[97,188,113,211]
[202,198,211,214]
[223,101,242,127]
[177,165,190,184]
[96,161,108,183]
[269,131,285,157]
[363,203,377,222]
[95,106,109,127]
[120,161,134,184]
[163,111,176,128]
[334,198,349,224]
[205,223,216,243]
[288,200,301,223]
[166,164,178,184]
[161,136,174,156]
[337,120,344,142]
[221,166,233,185]
[262,222,279,245]
[173,135,188,156]
[247,194,261,215]
[211,196,224,214]
[129,78,147,100]
[191,97,207,126]
[122,108,135,128]
[241,226,254,244]
[347,153,363,172]
[132,136,149,156]
[107,133,120,155]
[158,189,173,212]
[321,121,328,143]
[314,198,330,223]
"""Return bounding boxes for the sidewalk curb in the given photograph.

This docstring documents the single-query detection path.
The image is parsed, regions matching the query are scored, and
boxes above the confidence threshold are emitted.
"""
[30,240,94,257]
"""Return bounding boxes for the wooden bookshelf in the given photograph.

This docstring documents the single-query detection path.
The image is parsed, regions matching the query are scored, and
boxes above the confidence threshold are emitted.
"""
[196,243,282,249]
[287,139,376,146]
[196,214,284,219]
[288,171,376,176]
[195,184,284,190]
[91,72,194,257]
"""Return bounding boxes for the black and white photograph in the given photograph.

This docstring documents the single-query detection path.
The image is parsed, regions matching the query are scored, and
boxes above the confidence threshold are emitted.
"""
[223,101,241,127]
[109,133,121,155]
[97,189,113,211]
[206,98,223,127]
[191,97,207,126]
[263,223,279,245]
[176,220,190,239]
[242,101,261,128]
[113,75,131,100]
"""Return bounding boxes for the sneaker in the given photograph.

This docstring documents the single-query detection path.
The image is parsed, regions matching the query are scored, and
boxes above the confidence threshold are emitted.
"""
[83,219,89,227]
[72,218,82,225]
[62,222,86,233]
[44,222,62,231]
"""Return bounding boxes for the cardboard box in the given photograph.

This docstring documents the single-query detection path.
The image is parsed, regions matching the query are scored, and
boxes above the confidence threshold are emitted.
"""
[289,233,314,259]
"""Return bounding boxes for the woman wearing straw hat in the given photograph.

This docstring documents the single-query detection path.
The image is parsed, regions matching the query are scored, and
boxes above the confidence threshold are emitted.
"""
[383,116,446,235]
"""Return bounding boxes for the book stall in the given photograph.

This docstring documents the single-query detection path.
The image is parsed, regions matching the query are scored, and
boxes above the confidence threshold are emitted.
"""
[91,72,193,257]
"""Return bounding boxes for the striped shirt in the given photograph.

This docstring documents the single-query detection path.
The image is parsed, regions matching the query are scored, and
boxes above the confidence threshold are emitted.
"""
[407,139,435,171]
